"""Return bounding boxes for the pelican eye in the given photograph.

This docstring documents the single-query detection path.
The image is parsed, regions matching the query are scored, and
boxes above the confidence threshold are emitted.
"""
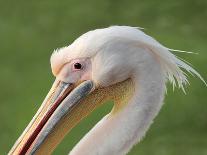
[74,62,82,70]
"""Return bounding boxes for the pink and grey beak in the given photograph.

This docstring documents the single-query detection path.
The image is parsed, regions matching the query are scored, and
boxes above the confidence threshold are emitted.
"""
[9,80,94,155]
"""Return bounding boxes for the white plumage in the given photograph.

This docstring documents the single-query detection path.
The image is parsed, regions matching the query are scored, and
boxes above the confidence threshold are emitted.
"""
[51,26,204,154]
[51,26,204,89]
[10,26,205,155]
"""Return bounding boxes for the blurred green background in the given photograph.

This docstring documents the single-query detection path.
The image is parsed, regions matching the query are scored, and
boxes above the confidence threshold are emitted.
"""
[0,0,206,154]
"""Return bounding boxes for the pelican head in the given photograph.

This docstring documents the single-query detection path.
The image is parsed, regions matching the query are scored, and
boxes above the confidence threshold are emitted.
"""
[9,26,204,155]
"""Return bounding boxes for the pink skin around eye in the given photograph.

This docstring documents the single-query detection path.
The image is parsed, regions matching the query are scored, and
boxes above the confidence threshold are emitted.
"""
[79,59,92,81]
[57,58,92,83]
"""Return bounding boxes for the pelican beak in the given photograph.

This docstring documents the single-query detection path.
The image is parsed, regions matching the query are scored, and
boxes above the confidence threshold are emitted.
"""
[9,79,94,155]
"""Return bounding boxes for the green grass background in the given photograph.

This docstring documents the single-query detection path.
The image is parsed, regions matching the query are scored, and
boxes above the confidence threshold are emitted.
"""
[0,0,207,154]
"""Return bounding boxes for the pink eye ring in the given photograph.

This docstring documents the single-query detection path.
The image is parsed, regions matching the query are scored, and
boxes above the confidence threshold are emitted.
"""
[73,62,82,70]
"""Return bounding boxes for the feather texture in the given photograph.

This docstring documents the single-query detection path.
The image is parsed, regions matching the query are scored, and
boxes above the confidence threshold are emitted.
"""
[51,26,205,91]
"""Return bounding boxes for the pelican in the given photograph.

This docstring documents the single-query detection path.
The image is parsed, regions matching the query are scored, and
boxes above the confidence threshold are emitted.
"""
[9,26,205,155]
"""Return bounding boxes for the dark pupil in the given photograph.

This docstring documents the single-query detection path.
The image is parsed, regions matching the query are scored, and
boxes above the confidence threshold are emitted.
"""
[74,63,82,69]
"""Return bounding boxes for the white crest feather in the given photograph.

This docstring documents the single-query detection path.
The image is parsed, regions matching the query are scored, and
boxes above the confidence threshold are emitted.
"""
[51,26,206,91]
[112,26,206,92]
